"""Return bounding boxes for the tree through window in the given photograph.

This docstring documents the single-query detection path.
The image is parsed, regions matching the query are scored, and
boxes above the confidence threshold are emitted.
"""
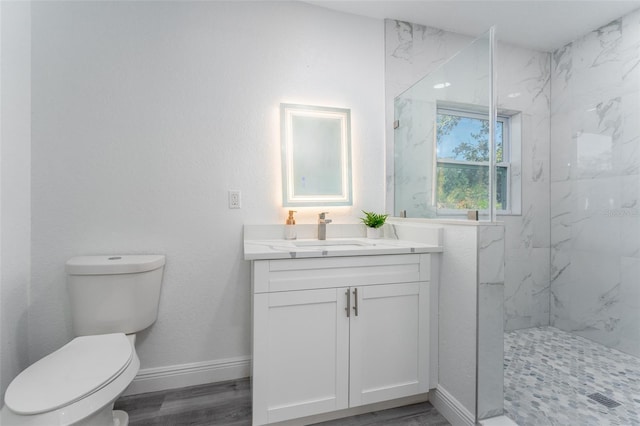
[436,108,509,212]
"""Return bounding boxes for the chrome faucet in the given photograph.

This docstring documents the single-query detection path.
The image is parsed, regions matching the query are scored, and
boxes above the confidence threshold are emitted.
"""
[318,212,332,240]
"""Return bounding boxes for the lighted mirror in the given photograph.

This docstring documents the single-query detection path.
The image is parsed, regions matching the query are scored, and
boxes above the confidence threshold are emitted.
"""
[281,103,352,206]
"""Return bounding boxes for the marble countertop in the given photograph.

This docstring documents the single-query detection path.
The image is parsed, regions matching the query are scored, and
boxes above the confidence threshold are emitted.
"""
[244,237,443,260]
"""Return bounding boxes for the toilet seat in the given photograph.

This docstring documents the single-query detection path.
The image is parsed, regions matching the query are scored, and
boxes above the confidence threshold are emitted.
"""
[5,333,133,415]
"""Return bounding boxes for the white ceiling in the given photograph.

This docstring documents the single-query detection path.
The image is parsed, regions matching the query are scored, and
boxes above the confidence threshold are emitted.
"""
[303,1,640,52]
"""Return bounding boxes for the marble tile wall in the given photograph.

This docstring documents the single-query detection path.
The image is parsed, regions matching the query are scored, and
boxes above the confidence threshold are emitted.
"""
[550,8,640,358]
[385,20,551,332]
[393,34,496,218]
[385,21,475,217]
[497,44,551,332]
[393,96,438,218]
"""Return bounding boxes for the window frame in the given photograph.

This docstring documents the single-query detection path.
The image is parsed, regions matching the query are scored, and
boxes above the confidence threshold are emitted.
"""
[434,107,513,216]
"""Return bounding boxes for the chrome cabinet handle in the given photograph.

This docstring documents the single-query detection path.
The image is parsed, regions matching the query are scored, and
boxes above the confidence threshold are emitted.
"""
[352,288,359,316]
[345,289,351,317]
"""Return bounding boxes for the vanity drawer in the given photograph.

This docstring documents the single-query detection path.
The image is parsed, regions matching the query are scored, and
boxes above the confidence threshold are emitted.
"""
[253,254,430,293]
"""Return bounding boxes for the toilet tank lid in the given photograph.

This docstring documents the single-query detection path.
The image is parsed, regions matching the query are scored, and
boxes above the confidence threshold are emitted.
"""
[66,255,165,275]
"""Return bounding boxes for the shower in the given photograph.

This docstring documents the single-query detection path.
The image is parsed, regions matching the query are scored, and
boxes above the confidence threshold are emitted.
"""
[387,7,640,425]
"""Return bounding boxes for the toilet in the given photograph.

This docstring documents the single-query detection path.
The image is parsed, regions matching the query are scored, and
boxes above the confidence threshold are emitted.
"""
[1,254,165,426]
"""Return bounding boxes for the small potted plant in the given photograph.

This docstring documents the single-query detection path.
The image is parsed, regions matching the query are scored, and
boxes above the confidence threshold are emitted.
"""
[360,210,388,239]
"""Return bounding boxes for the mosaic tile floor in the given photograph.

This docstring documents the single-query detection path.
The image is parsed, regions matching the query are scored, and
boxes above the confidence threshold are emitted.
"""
[504,327,640,426]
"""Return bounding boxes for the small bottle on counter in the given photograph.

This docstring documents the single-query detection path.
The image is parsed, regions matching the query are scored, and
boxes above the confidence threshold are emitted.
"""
[284,210,297,240]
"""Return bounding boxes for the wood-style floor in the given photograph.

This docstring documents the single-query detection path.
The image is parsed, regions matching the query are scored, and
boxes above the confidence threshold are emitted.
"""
[114,379,451,426]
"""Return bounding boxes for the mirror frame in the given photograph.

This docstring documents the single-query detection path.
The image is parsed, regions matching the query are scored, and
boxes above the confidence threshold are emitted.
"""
[281,103,352,207]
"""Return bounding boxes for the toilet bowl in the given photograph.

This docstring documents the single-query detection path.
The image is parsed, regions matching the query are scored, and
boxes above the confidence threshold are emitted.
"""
[1,333,139,426]
[1,255,165,426]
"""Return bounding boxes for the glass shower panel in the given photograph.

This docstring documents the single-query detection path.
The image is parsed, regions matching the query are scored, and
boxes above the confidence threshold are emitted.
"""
[394,89,437,217]
[394,30,496,220]
[393,27,503,422]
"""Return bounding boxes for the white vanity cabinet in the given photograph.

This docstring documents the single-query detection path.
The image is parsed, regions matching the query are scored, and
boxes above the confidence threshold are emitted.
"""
[251,253,431,426]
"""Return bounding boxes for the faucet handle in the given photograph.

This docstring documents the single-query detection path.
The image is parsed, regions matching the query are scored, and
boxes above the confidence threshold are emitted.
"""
[319,212,330,220]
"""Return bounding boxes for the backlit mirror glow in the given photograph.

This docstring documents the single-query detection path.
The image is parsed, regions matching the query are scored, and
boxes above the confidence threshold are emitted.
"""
[281,103,352,206]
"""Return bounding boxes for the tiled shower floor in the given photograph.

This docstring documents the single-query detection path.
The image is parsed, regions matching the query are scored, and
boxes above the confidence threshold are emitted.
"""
[504,327,640,426]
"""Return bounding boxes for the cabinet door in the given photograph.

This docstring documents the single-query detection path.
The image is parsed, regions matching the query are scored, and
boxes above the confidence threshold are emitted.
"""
[253,288,350,425]
[349,282,429,407]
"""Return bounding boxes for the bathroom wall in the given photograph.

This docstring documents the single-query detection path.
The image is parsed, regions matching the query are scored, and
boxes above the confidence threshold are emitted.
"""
[435,223,478,421]
[391,219,505,423]
[0,1,31,399]
[390,219,479,422]
[550,8,640,357]
[477,224,505,419]
[385,20,551,332]
[29,1,384,391]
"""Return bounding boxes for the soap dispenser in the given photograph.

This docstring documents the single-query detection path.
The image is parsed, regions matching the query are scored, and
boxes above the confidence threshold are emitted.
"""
[285,210,297,240]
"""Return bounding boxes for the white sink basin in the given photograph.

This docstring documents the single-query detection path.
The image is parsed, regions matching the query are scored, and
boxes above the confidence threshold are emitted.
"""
[293,240,369,248]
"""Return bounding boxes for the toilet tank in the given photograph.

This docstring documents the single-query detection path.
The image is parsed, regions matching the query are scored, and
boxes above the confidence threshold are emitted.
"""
[66,255,165,336]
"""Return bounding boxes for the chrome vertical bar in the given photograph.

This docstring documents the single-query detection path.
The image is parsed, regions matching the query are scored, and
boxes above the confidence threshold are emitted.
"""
[345,289,350,317]
[489,26,497,222]
[352,288,359,316]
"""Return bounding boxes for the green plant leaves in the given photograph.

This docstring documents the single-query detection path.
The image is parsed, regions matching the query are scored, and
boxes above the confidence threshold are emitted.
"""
[360,210,388,229]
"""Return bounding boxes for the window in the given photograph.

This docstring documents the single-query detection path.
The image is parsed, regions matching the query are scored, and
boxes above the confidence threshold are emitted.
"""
[435,107,513,214]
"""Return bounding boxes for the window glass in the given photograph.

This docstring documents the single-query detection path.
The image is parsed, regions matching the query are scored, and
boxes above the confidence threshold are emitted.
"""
[436,109,509,211]
[437,114,503,162]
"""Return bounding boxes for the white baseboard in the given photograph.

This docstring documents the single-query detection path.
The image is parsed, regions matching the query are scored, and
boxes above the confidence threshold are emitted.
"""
[122,355,251,396]
[429,385,475,426]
